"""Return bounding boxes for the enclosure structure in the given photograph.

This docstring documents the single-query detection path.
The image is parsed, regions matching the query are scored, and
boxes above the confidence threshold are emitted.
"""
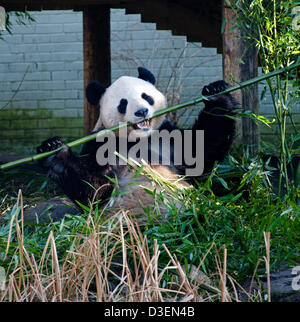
[2,0,258,146]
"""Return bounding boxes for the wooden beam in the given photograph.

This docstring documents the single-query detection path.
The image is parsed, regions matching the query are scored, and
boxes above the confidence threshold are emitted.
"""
[222,1,241,100]
[2,0,137,11]
[222,0,259,154]
[83,6,111,135]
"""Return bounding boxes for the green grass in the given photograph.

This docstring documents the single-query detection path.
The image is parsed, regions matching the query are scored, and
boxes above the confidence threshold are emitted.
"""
[0,150,299,301]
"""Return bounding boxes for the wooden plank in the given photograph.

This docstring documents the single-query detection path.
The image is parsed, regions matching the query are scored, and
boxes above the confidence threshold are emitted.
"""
[83,6,111,135]
[222,1,241,99]
[2,0,137,11]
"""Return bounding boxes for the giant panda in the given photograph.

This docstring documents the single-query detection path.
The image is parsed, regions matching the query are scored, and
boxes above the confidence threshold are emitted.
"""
[37,67,237,216]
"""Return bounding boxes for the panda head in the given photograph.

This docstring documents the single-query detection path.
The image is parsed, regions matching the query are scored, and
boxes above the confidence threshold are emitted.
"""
[86,67,167,138]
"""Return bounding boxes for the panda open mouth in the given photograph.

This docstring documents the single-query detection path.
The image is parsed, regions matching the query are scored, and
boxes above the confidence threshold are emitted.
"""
[133,119,151,130]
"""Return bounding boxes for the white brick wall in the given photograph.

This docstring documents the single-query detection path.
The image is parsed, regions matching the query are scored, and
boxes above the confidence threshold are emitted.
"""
[0,8,299,150]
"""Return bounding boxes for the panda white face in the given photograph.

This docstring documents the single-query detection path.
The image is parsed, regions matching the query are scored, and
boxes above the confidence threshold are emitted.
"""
[94,76,167,138]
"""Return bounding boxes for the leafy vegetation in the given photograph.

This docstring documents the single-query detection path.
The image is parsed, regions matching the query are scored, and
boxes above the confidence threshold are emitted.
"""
[0,11,35,40]
[0,152,299,301]
[228,0,300,194]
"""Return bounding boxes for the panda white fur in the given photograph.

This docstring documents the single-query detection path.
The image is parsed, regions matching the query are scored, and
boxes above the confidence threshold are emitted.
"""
[37,67,237,217]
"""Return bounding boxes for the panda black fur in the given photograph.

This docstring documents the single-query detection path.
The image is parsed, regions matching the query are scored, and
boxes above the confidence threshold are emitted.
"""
[37,67,237,214]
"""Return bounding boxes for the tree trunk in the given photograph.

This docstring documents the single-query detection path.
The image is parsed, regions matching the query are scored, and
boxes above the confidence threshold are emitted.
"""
[222,0,259,155]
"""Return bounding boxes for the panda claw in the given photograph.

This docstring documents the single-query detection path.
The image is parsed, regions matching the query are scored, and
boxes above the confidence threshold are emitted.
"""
[202,80,228,97]
[37,136,64,154]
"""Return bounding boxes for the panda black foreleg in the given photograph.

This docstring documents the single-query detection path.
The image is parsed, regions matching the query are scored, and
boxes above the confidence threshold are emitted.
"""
[37,137,113,206]
[192,80,238,174]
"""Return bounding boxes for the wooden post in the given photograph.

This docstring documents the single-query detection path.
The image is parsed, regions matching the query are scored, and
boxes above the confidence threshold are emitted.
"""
[222,0,259,155]
[222,1,242,101]
[83,6,111,135]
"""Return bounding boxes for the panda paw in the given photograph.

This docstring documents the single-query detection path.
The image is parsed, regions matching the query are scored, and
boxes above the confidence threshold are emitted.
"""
[47,145,73,178]
[202,80,228,96]
[202,80,238,113]
[37,137,65,169]
[37,136,64,154]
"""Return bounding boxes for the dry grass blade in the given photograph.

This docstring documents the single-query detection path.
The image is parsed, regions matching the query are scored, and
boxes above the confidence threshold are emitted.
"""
[263,231,271,302]
[1,192,267,302]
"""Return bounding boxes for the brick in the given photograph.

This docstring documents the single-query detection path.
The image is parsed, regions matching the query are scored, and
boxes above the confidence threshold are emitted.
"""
[36,42,82,52]
[65,80,83,90]
[38,100,64,109]
[53,109,79,118]
[8,63,35,73]
[64,99,84,108]
[64,61,83,70]
[11,119,38,129]
[38,118,81,128]
[23,109,53,119]
[25,72,51,81]
[33,14,50,24]
[0,82,11,90]
[24,53,52,62]
[23,129,52,138]
[51,33,82,43]
[63,23,82,33]
[0,54,23,63]
[0,109,24,120]
[47,12,82,23]
[0,73,27,82]
[51,89,78,99]
[52,71,78,81]
[11,101,38,109]
[0,46,11,54]
[37,62,66,71]
[35,24,63,33]
[12,81,39,91]
[9,24,35,34]
[0,120,11,130]
[2,35,22,44]
[9,44,37,53]
[38,81,65,90]
[53,128,82,137]
[50,52,83,62]
[0,129,25,138]
[23,34,52,44]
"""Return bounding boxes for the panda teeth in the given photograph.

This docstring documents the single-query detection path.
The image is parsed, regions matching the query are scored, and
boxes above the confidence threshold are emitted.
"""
[137,120,150,129]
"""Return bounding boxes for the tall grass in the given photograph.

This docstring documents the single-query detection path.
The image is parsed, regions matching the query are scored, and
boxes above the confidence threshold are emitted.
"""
[1,151,299,301]
[0,190,231,302]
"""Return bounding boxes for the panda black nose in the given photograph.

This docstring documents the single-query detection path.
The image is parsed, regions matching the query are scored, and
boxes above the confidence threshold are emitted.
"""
[135,108,148,118]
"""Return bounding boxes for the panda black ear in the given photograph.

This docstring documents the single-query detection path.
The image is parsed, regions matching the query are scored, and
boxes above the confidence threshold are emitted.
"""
[137,67,156,85]
[86,81,106,105]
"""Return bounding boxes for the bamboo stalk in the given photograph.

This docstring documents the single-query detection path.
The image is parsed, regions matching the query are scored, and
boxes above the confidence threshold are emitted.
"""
[0,61,299,171]
[263,231,271,302]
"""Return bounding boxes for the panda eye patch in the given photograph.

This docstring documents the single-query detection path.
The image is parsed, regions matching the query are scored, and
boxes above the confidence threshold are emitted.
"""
[141,93,154,106]
[117,98,128,114]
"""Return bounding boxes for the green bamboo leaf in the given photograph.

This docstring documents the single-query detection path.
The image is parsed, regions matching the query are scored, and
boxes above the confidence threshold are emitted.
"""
[216,177,229,190]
